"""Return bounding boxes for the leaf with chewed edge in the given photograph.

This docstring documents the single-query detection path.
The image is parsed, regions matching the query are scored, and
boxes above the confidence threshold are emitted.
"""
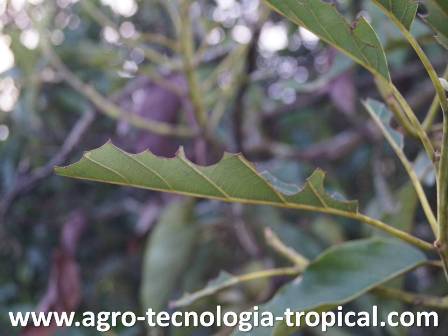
[373,0,418,30]
[232,238,426,336]
[55,142,358,215]
[264,0,390,81]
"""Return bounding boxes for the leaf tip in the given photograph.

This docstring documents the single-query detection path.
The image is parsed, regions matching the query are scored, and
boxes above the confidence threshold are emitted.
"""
[54,165,64,175]
[221,152,240,161]
[175,146,187,159]
[309,167,326,179]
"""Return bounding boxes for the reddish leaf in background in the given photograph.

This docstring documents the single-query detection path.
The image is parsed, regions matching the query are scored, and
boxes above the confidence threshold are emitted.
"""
[328,71,356,116]
[61,211,87,256]
[115,74,187,157]
[22,211,86,336]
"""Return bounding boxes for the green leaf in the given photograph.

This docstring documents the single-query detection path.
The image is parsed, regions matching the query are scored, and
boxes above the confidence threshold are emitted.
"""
[233,238,426,336]
[383,183,418,233]
[141,200,198,311]
[432,0,448,12]
[372,0,418,30]
[55,142,358,214]
[422,0,448,49]
[363,98,404,149]
[263,0,390,81]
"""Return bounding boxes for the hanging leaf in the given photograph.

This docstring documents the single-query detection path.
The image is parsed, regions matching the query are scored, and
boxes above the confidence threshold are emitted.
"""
[55,142,358,214]
[421,0,448,49]
[263,0,390,81]
[140,200,198,311]
[233,238,426,336]
[363,99,438,233]
[383,183,418,233]
[372,0,418,29]
[363,98,404,149]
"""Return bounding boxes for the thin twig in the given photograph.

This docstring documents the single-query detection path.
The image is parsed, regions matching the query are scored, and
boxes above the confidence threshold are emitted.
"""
[0,109,96,220]
[81,1,177,54]
[373,286,448,310]
[374,76,419,137]
[391,82,435,162]
[232,20,264,152]
[170,265,300,308]
[40,33,196,138]
[179,0,207,128]
[265,228,309,269]
[248,128,373,162]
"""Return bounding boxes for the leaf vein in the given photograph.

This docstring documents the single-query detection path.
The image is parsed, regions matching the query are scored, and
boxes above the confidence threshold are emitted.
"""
[84,154,130,184]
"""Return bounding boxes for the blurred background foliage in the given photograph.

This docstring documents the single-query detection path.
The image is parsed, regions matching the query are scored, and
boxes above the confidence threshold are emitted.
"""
[0,0,446,335]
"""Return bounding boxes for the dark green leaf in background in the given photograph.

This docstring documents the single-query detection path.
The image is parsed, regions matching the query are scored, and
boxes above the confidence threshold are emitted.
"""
[141,200,198,311]
[233,238,426,336]
[381,183,418,233]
